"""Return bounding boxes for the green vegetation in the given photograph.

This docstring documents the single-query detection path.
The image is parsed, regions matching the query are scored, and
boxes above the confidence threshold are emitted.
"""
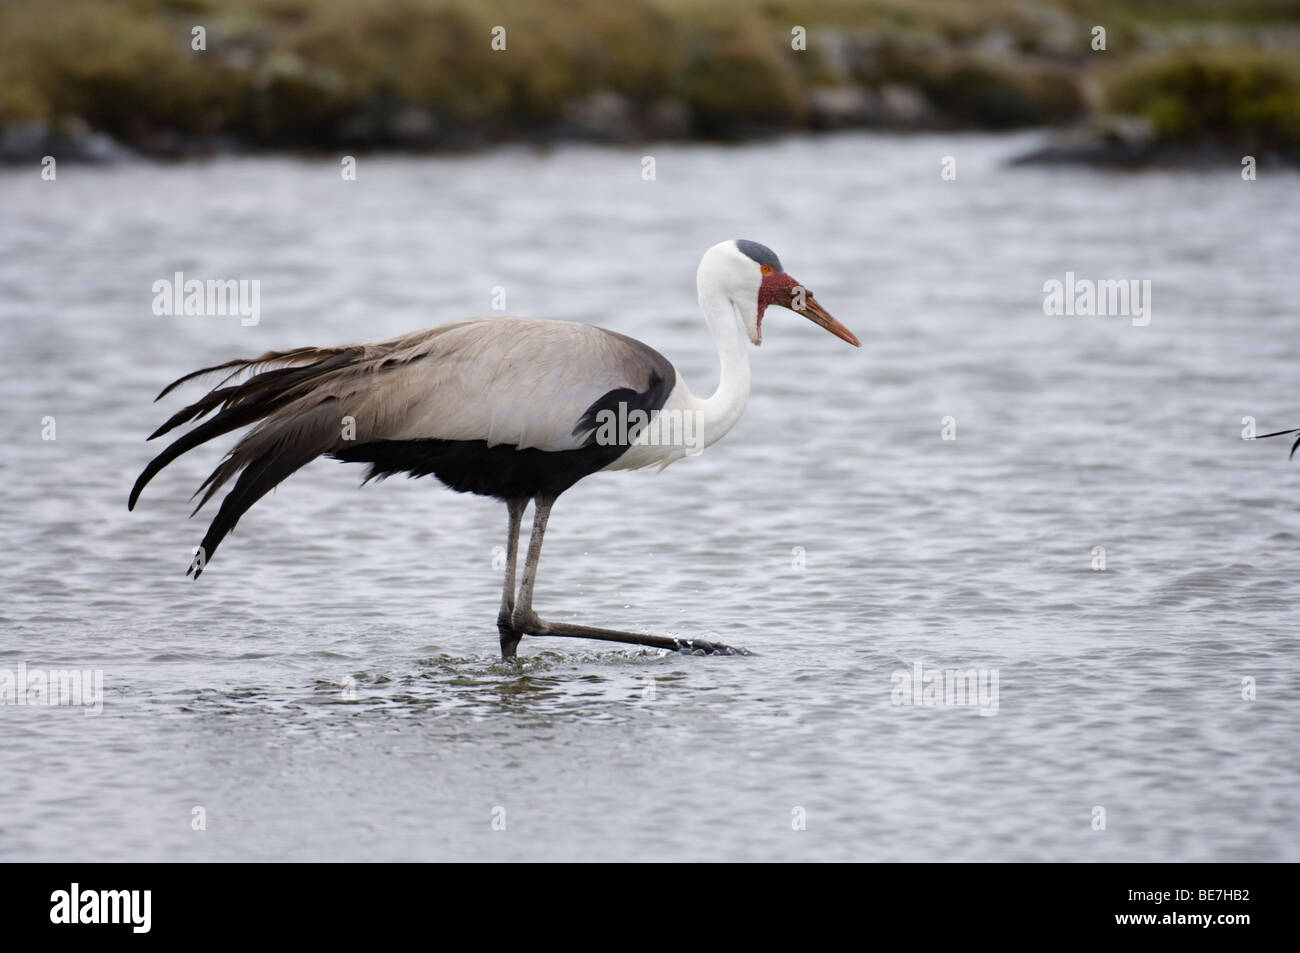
[1106,48,1300,156]
[2,0,1299,159]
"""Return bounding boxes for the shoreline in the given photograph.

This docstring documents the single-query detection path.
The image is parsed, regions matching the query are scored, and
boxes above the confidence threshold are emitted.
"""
[4,118,1290,172]
[4,2,1298,170]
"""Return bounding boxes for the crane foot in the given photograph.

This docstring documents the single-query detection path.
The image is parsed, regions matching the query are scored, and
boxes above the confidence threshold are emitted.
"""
[507,613,751,656]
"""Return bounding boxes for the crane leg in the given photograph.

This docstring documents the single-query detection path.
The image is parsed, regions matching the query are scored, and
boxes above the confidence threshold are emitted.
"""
[507,495,749,657]
[497,498,527,658]
[508,495,553,645]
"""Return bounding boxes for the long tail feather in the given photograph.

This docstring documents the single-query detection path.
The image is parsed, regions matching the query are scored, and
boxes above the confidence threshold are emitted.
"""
[1256,427,1300,459]
[187,398,341,577]
[153,345,345,401]
[129,351,358,510]
[131,321,469,577]
[131,346,366,576]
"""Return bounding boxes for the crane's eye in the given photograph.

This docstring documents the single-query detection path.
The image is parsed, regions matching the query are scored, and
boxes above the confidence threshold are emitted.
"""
[760,264,774,276]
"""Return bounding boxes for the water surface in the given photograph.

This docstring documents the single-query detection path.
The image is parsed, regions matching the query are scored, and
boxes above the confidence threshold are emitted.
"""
[1,133,1297,860]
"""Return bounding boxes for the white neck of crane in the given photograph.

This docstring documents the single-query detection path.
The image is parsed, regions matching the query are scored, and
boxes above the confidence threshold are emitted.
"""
[693,281,752,450]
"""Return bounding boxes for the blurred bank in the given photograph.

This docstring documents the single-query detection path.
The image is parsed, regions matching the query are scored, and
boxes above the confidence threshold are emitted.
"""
[2,0,1299,165]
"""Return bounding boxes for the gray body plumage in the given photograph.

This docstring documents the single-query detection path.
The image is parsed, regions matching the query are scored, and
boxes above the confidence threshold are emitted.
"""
[130,317,680,573]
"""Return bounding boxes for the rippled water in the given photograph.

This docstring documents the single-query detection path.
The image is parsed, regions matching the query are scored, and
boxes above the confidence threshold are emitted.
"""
[1,133,1297,861]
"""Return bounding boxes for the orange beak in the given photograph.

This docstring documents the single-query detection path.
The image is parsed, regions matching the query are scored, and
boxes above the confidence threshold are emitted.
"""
[759,270,861,348]
[797,295,860,348]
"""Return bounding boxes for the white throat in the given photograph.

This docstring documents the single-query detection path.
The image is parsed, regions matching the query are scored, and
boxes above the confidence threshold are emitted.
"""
[693,278,751,449]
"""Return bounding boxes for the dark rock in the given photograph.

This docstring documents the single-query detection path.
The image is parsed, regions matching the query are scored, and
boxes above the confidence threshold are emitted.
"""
[1010,116,1157,166]
[808,85,877,128]
[878,84,934,127]
[643,98,691,139]
[559,91,636,142]
[389,108,440,148]
[0,119,136,165]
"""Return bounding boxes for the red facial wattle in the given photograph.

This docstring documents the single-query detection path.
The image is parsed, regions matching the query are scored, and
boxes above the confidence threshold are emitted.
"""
[756,271,860,347]
[757,271,800,325]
